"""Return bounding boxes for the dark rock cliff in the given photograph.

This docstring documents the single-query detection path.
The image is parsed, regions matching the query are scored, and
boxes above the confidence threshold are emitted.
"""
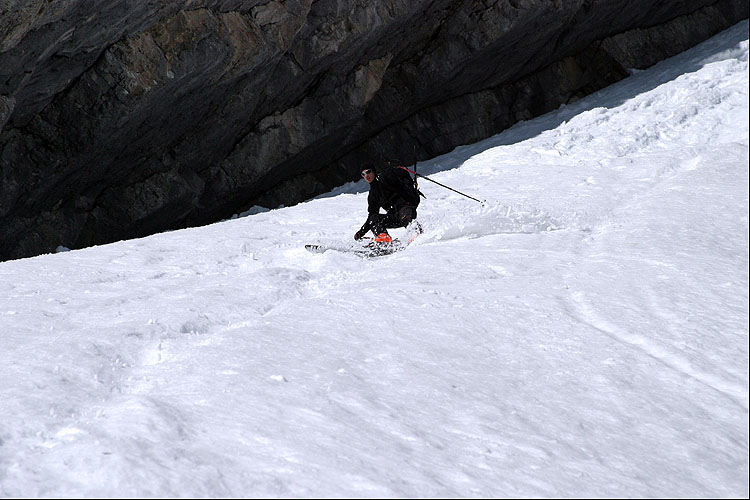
[1,0,747,261]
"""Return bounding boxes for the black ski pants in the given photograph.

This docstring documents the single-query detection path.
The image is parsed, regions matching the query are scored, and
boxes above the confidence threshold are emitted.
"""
[367,206,418,235]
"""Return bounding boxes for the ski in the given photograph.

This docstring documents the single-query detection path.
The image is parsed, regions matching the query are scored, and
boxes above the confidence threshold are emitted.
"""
[305,239,404,258]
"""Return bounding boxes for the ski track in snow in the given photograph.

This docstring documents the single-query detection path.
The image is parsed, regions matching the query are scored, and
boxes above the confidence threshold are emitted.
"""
[557,131,749,412]
[568,290,748,411]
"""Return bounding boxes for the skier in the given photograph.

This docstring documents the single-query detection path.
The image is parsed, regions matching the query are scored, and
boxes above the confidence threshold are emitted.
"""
[354,164,422,242]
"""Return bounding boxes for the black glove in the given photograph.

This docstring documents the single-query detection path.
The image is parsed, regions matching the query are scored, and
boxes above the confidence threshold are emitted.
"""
[354,229,367,240]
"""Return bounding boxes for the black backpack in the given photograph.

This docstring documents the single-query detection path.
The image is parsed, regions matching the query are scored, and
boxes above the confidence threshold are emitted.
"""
[392,166,422,206]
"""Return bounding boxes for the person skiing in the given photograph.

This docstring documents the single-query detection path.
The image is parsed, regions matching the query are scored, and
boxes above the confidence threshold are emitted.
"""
[354,163,422,242]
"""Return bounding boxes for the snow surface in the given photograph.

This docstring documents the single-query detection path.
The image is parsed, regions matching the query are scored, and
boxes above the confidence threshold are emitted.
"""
[1,21,748,498]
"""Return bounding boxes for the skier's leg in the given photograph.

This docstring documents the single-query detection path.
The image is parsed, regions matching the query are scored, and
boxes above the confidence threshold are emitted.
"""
[397,206,417,227]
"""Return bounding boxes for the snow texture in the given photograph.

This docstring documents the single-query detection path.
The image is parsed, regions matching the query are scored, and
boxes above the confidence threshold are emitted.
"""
[1,21,748,498]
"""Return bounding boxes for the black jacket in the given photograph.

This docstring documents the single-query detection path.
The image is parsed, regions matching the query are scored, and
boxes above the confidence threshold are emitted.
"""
[367,167,420,216]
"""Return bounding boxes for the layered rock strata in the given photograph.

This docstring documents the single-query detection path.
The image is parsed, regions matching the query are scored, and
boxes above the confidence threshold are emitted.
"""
[1,0,746,260]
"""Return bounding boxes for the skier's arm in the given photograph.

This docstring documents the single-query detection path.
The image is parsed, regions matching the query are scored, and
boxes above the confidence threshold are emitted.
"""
[355,193,380,239]
[355,214,379,239]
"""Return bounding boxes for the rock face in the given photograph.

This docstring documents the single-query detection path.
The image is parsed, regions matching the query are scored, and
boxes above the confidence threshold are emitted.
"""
[1,0,747,260]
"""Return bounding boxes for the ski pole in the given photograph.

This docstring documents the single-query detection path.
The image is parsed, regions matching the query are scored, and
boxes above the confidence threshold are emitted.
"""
[412,146,418,189]
[410,147,425,199]
[400,167,485,204]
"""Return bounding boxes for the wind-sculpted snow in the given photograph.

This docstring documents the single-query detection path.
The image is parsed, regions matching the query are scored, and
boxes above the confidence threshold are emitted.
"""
[0,21,747,499]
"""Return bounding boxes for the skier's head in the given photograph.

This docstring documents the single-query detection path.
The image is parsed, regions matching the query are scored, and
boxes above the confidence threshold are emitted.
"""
[361,164,376,183]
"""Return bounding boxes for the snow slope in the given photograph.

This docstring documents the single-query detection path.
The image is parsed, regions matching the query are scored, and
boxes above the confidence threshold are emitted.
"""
[1,21,748,498]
